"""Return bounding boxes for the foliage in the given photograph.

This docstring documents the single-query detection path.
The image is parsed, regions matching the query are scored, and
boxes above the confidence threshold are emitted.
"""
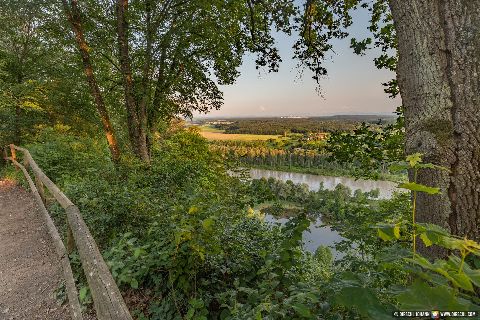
[0,0,99,147]
[1,0,479,318]
[374,155,480,312]
[207,116,394,136]
[23,129,311,318]
[326,107,405,180]
[247,154,480,318]
[209,123,404,181]
[5,127,480,319]
[1,0,401,161]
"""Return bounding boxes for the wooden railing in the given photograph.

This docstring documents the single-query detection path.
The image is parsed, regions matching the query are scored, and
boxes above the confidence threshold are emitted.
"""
[3,144,132,320]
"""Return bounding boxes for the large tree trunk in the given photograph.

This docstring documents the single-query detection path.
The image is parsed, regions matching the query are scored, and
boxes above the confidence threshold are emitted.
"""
[116,0,150,163]
[389,0,480,253]
[62,0,121,164]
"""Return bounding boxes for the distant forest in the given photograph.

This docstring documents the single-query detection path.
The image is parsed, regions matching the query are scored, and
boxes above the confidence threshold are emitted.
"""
[204,115,397,135]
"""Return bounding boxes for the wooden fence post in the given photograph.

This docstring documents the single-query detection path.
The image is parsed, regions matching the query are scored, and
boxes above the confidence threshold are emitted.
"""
[66,224,75,254]
[8,157,83,320]
[23,156,30,170]
[66,205,132,320]
[10,144,16,162]
[35,174,46,205]
[9,144,17,170]
[9,145,133,320]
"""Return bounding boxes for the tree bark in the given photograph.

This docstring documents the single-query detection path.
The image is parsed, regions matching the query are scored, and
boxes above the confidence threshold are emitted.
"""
[389,0,480,253]
[62,0,121,164]
[116,0,150,163]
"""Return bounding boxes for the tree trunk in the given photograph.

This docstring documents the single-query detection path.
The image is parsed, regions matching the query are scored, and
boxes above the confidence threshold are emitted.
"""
[116,0,150,163]
[389,1,480,252]
[14,105,21,145]
[14,69,23,145]
[62,0,121,164]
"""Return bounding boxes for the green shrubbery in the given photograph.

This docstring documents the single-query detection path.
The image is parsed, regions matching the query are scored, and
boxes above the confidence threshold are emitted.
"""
[16,128,323,318]
[3,127,479,319]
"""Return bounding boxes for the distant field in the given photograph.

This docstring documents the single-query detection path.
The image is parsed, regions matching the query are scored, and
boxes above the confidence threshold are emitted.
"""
[198,125,279,141]
[194,115,396,135]
[197,125,224,133]
[200,131,279,141]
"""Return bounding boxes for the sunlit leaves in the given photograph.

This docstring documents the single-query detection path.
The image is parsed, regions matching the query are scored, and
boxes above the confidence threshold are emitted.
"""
[420,233,433,247]
[376,223,401,241]
[398,182,440,195]
[202,218,214,231]
[406,153,422,167]
[416,223,480,256]
[188,206,199,215]
[326,115,405,180]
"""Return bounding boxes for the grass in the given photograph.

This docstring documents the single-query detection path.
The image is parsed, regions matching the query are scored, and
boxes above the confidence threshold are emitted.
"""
[198,125,280,141]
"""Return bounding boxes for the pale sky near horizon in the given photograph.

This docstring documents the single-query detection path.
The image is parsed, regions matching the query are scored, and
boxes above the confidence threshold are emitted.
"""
[194,6,399,118]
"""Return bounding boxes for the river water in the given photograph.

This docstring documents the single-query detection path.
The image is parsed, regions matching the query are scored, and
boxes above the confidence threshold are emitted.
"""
[249,168,398,199]
[248,168,400,255]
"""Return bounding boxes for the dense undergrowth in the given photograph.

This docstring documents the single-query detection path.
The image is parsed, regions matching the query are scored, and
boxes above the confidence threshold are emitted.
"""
[1,127,479,319]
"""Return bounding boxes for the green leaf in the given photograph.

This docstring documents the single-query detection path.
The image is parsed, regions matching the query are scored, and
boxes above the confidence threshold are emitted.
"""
[416,163,450,172]
[405,255,435,275]
[440,237,471,251]
[334,286,391,319]
[407,255,480,292]
[134,248,143,258]
[393,224,400,239]
[463,266,480,288]
[188,206,199,215]
[376,245,411,263]
[406,153,422,167]
[397,280,471,310]
[417,223,450,246]
[376,224,401,241]
[389,162,409,172]
[416,223,449,235]
[291,303,312,318]
[449,272,474,292]
[130,278,139,289]
[420,233,433,247]
[202,218,214,231]
[378,229,393,241]
[79,287,88,302]
[398,182,440,194]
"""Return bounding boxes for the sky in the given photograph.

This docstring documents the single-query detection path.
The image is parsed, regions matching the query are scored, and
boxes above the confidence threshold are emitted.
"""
[194,6,399,118]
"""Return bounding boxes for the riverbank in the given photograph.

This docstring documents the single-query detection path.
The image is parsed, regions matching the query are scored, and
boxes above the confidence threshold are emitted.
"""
[248,167,400,199]
[247,163,407,183]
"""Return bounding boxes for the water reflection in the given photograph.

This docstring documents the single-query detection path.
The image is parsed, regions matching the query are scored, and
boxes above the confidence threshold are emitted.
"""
[253,168,399,257]
[264,214,343,256]
[249,168,397,199]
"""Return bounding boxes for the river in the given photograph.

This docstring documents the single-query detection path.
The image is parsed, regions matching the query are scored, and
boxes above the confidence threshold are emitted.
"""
[248,168,400,256]
[249,168,398,199]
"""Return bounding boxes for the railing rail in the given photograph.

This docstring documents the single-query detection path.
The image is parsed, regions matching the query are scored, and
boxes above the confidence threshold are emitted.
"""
[3,144,132,320]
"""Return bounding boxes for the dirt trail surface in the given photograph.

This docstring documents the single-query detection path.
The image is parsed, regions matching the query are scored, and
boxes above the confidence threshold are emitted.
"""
[0,179,69,320]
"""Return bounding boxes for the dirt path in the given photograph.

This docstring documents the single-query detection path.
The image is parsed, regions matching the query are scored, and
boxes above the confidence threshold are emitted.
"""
[0,179,69,320]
